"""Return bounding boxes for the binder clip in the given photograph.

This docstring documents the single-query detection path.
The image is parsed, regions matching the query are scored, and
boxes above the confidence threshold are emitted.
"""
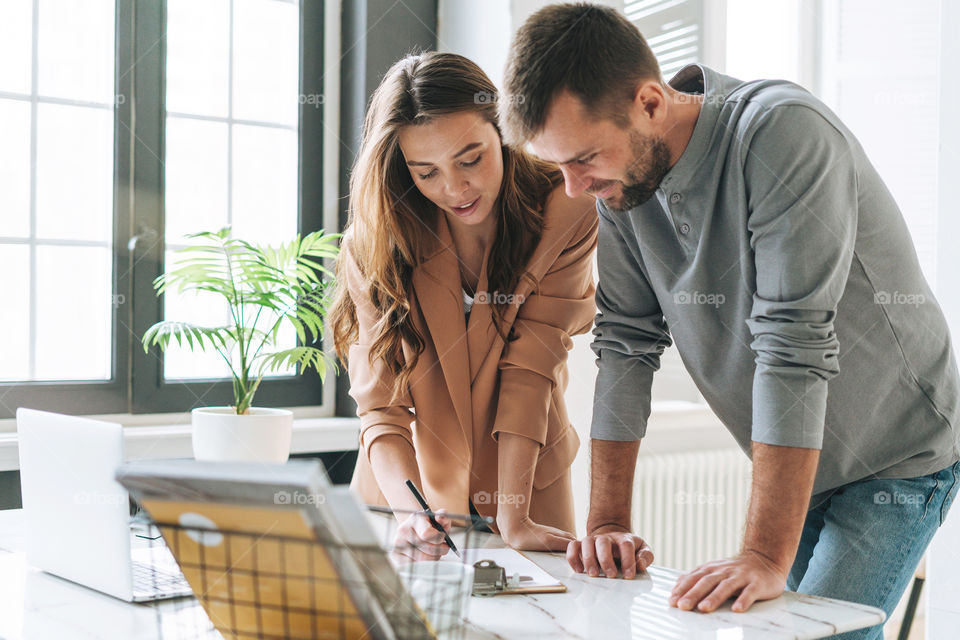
[471,559,531,596]
[472,559,506,596]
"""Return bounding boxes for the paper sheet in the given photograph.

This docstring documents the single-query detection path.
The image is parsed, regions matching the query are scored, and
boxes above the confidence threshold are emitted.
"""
[449,548,564,592]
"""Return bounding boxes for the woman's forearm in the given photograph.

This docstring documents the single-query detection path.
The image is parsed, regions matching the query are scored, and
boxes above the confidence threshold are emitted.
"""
[367,434,425,516]
[495,431,540,531]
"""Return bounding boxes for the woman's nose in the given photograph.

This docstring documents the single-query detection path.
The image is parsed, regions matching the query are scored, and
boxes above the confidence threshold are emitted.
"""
[444,178,469,199]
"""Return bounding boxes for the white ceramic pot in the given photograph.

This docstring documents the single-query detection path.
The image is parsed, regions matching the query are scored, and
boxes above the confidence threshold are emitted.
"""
[191,407,293,463]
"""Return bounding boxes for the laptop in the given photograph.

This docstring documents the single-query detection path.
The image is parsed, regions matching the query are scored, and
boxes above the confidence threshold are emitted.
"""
[16,408,193,602]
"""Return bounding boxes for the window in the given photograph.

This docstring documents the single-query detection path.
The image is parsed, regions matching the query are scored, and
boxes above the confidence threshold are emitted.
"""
[625,0,705,81]
[0,0,332,419]
[162,0,300,381]
[0,0,116,385]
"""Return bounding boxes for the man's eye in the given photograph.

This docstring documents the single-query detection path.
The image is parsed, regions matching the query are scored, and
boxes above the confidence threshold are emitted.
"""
[577,154,596,165]
[418,169,438,180]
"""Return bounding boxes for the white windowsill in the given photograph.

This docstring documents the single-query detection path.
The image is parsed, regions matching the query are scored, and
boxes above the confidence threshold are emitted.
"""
[0,400,729,473]
[0,404,337,434]
[0,415,360,472]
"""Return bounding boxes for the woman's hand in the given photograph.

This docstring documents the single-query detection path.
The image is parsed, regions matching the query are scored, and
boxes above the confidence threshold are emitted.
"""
[497,513,576,551]
[392,510,454,562]
[493,432,574,551]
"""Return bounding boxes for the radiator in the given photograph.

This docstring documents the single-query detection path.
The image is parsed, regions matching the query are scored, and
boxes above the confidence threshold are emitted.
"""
[632,449,753,572]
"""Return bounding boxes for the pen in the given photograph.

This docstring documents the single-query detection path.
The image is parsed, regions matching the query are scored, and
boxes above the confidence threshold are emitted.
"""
[404,479,461,558]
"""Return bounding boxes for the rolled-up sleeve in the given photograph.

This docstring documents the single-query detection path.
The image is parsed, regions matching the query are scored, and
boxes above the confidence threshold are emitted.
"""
[340,242,415,454]
[590,203,673,441]
[492,213,598,446]
[743,105,857,450]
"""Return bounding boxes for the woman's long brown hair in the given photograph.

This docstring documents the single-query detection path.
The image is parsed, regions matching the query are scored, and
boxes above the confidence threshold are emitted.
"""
[329,52,562,401]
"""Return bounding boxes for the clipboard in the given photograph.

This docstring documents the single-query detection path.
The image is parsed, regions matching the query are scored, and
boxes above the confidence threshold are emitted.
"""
[461,548,566,596]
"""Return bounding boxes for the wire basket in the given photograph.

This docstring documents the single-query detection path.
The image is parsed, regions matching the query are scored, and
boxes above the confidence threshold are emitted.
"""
[144,506,492,640]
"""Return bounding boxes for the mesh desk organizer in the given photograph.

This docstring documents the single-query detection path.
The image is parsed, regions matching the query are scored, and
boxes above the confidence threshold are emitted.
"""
[116,459,488,640]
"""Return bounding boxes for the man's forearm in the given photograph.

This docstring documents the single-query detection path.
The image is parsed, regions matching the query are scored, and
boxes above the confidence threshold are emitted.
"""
[586,438,641,533]
[743,442,820,572]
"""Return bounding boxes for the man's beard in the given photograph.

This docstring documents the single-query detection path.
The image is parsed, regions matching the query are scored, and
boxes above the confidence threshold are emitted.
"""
[602,131,672,212]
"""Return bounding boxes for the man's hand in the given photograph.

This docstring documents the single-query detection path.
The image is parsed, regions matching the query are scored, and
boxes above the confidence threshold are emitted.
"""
[667,443,819,613]
[668,548,788,613]
[567,525,654,579]
[572,440,651,578]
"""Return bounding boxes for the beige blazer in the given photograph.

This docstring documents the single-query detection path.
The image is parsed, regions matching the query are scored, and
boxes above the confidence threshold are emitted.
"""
[344,190,598,532]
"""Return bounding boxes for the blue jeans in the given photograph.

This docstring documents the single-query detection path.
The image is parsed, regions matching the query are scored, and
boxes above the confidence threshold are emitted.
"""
[787,460,960,640]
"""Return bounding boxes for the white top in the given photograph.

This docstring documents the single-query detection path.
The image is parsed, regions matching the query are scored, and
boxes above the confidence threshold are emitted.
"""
[462,287,474,315]
[0,508,887,640]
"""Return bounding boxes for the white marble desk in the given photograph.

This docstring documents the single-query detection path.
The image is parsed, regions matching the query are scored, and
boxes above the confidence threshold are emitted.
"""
[0,509,884,639]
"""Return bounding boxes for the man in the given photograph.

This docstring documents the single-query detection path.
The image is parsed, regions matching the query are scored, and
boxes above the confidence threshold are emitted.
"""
[500,3,960,636]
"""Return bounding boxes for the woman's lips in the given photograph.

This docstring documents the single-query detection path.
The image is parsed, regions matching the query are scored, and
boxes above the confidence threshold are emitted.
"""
[451,197,480,217]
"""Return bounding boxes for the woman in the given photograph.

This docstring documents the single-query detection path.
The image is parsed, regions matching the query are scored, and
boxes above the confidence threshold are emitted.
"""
[329,52,597,559]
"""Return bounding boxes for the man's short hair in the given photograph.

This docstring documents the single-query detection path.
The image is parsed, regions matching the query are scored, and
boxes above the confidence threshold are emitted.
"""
[501,2,662,146]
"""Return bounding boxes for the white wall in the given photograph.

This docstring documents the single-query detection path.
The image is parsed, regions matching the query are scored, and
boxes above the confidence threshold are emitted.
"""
[725,0,803,85]
[926,0,960,634]
[436,0,512,88]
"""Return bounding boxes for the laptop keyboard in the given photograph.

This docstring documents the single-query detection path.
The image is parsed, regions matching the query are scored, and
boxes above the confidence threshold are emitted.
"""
[131,559,192,600]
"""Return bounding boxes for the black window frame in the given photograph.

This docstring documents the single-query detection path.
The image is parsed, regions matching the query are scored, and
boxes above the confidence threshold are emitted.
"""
[0,0,328,418]
[1,0,442,421]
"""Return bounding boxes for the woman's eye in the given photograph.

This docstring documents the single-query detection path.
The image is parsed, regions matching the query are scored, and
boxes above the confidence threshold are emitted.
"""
[417,154,480,179]
[577,154,596,165]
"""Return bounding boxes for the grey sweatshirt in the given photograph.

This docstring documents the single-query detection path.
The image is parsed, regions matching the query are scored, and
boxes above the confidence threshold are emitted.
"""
[591,64,960,502]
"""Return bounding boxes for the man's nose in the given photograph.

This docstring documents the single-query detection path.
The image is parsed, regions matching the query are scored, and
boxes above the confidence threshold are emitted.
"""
[560,166,590,198]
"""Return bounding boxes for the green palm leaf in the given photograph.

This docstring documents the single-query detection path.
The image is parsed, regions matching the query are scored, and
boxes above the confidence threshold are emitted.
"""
[258,346,337,380]
[141,226,340,414]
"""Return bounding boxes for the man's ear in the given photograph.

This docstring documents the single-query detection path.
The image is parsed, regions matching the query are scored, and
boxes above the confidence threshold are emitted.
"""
[631,80,667,127]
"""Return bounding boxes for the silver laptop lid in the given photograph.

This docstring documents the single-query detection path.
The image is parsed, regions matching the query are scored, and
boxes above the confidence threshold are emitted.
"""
[16,408,134,600]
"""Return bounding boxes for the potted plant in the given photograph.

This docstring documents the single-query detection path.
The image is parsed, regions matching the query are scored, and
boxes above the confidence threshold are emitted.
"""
[142,226,340,463]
